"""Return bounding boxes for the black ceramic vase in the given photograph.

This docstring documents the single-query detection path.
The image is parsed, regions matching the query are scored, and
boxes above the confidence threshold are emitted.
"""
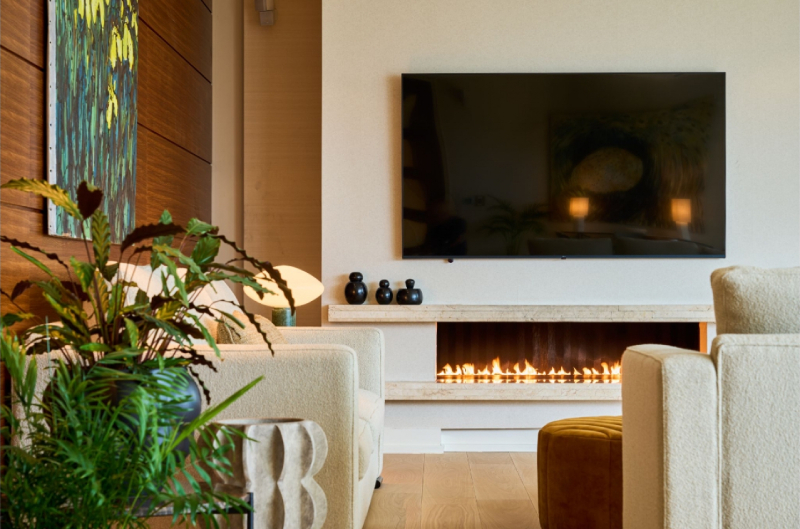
[113,367,201,455]
[375,280,393,305]
[396,279,423,305]
[344,272,368,304]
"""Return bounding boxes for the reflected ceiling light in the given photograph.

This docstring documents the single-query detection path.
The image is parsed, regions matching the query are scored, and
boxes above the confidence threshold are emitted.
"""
[569,197,589,233]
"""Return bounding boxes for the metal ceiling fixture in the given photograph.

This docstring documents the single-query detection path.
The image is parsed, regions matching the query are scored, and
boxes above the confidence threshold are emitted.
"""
[255,0,275,26]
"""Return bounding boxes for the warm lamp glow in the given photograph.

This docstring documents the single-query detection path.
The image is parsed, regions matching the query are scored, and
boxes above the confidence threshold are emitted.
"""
[671,199,692,225]
[243,265,324,308]
[569,197,589,218]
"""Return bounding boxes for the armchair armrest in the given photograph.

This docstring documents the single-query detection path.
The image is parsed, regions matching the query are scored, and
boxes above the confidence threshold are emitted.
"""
[622,345,718,529]
[193,344,360,529]
[280,327,385,398]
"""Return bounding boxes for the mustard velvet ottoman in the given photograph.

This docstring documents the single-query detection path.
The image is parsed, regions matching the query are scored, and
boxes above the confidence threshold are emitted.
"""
[537,416,622,529]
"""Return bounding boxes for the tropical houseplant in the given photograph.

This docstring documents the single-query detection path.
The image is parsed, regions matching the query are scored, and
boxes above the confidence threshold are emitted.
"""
[0,178,294,527]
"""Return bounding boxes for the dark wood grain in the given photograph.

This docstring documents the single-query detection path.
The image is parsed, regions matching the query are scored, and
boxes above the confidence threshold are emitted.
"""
[0,50,44,210]
[0,0,45,68]
[139,22,212,163]
[201,0,212,13]
[139,0,213,81]
[137,127,212,227]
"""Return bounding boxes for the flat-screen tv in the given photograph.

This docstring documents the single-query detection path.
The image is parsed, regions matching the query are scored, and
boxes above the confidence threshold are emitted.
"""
[401,73,726,258]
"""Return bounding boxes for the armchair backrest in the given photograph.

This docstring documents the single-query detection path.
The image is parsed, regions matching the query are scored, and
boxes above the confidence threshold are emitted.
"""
[709,266,800,527]
[711,265,800,334]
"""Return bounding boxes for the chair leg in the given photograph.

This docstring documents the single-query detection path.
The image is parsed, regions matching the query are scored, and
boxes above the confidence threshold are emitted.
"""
[375,476,383,489]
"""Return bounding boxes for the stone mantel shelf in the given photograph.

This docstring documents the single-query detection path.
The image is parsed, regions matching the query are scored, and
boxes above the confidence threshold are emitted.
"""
[328,304,715,323]
[386,381,621,401]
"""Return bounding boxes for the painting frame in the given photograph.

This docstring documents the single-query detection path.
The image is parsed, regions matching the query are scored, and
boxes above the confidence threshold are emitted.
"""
[47,0,139,243]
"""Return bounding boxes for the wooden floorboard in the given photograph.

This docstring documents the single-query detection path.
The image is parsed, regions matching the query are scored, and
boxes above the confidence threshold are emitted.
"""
[366,453,541,529]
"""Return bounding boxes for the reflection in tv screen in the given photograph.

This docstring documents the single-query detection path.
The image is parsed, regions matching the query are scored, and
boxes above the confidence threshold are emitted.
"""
[401,73,726,258]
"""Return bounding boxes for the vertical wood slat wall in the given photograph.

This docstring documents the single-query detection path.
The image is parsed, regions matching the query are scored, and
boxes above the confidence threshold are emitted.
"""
[1,0,214,427]
[243,0,322,326]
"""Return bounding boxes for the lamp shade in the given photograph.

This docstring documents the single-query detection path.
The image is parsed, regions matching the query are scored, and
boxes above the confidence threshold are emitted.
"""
[569,197,589,218]
[243,265,324,308]
[671,199,692,225]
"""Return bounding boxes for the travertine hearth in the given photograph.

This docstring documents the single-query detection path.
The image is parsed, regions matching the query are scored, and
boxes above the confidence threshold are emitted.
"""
[328,304,714,323]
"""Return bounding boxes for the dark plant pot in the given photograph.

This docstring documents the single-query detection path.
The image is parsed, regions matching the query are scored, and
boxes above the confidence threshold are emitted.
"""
[396,279,423,305]
[112,367,202,456]
[345,272,368,304]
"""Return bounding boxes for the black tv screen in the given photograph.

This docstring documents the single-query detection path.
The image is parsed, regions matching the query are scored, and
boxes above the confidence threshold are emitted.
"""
[401,73,726,258]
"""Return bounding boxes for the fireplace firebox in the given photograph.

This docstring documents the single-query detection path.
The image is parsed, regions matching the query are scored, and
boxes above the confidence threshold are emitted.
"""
[436,322,700,383]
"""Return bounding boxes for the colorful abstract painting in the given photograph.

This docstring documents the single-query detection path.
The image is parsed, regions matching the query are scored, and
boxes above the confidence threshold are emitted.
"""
[48,0,138,243]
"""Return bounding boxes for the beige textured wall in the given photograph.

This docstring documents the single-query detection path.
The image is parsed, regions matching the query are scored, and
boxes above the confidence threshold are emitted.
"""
[321,0,800,314]
[212,0,244,299]
[243,0,322,326]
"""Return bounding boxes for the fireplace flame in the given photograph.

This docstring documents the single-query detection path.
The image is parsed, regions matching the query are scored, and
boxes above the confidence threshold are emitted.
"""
[437,357,622,383]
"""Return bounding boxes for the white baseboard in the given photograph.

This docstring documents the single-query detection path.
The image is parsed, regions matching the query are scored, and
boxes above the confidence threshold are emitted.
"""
[384,428,539,453]
[442,429,539,452]
[384,428,443,454]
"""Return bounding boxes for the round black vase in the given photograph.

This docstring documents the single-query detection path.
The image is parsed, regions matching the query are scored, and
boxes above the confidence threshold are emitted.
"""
[396,279,423,305]
[113,367,201,455]
[375,280,393,305]
[345,272,368,304]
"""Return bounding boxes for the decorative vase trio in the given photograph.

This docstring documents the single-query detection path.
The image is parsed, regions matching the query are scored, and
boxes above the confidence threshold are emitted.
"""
[345,272,423,305]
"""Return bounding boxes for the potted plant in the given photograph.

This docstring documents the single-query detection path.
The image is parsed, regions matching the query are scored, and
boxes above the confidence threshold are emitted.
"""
[0,178,294,528]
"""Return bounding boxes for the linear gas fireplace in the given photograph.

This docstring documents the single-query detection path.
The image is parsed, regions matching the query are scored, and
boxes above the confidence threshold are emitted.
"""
[436,322,700,384]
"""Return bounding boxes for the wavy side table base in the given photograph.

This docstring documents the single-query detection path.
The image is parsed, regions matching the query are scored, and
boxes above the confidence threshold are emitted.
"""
[201,418,328,529]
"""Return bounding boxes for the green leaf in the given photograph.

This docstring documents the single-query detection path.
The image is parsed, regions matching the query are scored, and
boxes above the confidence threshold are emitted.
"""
[77,181,103,219]
[187,313,220,357]
[153,245,204,277]
[70,257,96,293]
[11,246,57,279]
[91,209,111,271]
[124,318,140,348]
[79,343,111,352]
[157,255,188,306]
[190,237,220,267]
[1,312,34,327]
[186,219,217,237]
[1,178,81,219]
[160,210,173,225]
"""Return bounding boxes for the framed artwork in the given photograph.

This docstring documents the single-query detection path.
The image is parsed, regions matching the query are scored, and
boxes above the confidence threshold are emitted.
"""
[48,0,139,243]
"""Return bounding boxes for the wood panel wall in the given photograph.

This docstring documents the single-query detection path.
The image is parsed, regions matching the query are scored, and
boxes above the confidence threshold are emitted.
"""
[0,0,213,320]
[243,0,322,326]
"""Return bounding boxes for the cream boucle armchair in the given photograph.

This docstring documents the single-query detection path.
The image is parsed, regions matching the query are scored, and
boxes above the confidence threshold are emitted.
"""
[622,266,800,529]
[116,265,385,529]
[193,326,385,529]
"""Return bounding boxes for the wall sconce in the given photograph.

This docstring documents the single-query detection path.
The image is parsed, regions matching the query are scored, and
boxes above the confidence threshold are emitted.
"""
[255,0,275,26]
[671,198,691,240]
[569,197,589,233]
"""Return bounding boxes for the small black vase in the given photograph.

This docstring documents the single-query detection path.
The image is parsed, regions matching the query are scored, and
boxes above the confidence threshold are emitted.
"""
[396,279,423,305]
[375,280,393,305]
[345,272,368,304]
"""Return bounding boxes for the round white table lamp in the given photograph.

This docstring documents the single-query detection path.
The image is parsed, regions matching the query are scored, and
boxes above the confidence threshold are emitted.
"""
[243,265,324,326]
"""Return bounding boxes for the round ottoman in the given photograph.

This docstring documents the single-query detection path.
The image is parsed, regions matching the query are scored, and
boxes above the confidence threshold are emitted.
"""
[537,416,622,529]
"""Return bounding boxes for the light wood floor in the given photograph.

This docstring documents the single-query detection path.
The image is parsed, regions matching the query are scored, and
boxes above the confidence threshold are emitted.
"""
[364,453,542,529]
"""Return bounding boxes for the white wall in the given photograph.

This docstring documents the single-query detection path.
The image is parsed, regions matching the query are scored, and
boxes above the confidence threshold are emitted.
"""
[322,0,800,311]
